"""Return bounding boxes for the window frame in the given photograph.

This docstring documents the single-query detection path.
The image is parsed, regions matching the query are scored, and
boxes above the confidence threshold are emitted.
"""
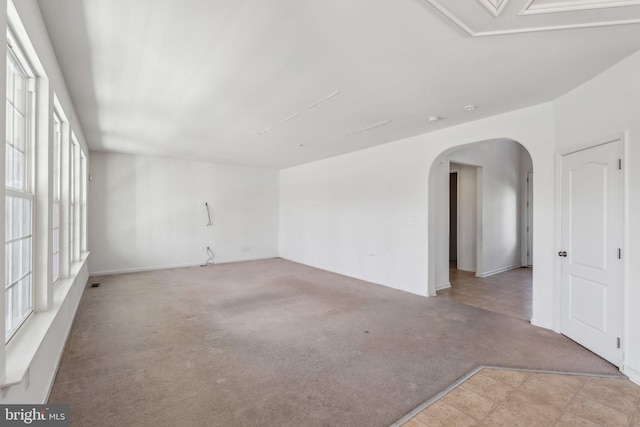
[69,136,76,264]
[5,30,36,342]
[52,112,62,284]
[80,151,87,254]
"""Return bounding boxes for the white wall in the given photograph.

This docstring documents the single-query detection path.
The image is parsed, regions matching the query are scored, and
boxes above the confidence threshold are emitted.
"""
[448,140,527,277]
[88,152,279,275]
[553,50,640,384]
[280,103,557,325]
[449,163,477,273]
[279,141,434,295]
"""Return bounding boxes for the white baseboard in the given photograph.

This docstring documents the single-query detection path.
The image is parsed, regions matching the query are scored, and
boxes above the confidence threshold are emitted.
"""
[215,255,278,264]
[435,282,451,291]
[90,256,278,276]
[90,262,202,276]
[530,318,554,330]
[278,256,429,297]
[622,365,640,386]
[475,264,521,278]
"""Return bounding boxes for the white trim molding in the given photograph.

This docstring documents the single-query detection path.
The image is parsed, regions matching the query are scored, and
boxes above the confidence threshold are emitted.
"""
[435,282,451,291]
[422,0,640,36]
[89,256,279,277]
[478,0,512,16]
[521,0,640,15]
[623,365,640,387]
[531,318,555,330]
[475,264,521,278]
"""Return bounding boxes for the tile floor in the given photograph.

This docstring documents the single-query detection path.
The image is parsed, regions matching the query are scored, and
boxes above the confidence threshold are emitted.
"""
[400,368,640,427]
[437,266,532,320]
[427,268,639,426]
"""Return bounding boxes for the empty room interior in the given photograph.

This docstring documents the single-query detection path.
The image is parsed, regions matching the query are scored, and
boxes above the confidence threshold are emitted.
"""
[1,0,640,425]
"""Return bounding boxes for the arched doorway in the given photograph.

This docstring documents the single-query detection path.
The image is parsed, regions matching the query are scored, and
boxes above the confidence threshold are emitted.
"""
[428,138,533,319]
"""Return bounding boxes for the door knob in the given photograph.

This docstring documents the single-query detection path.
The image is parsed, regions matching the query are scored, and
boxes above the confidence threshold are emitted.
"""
[558,251,567,257]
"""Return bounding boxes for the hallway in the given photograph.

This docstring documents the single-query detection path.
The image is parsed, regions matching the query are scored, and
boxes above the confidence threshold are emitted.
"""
[437,266,532,320]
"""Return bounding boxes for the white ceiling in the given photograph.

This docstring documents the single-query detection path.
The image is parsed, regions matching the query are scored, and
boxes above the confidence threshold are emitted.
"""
[37,0,640,168]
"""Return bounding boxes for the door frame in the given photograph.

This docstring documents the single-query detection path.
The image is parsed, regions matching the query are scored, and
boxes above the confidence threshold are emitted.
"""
[554,133,626,368]
[448,162,482,276]
[449,170,459,264]
[522,170,533,267]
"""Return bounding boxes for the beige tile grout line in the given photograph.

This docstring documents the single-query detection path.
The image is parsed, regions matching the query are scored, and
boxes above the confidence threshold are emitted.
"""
[471,369,533,425]
[390,365,627,427]
[563,376,640,426]
[550,375,590,427]
[632,397,640,425]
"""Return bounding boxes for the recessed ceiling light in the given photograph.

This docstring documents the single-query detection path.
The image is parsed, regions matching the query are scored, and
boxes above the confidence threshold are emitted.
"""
[464,105,477,111]
[428,116,441,122]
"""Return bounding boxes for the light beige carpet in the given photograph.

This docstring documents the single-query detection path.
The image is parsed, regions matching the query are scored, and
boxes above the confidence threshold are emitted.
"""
[49,258,620,426]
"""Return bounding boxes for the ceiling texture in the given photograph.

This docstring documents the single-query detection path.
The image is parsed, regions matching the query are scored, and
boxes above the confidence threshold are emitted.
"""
[37,0,640,168]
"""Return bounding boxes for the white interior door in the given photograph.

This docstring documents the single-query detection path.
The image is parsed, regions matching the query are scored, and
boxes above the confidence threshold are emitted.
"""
[560,140,622,366]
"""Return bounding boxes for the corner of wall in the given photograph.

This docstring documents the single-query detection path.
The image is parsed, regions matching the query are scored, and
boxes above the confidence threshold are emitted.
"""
[623,365,640,387]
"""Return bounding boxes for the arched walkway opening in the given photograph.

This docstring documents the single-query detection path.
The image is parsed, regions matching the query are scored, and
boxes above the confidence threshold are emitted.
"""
[428,138,534,319]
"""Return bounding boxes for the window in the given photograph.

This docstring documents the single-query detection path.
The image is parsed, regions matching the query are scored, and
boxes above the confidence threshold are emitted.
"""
[52,113,61,283]
[80,152,87,253]
[5,36,35,341]
[69,137,76,263]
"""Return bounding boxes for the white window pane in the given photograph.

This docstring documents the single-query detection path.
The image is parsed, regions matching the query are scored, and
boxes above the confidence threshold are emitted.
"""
[6,62,14,105]
[11,282,20,326]
[11,240,20,284]
[21,275,31,315]
[53,202,59,228]
[14,73,25,113]
[6,103,13,146]
[53,253,59,283]
[5,287,12,336]
[21,238,30,277]
[22,198,31,237]
[53,229,59,252]
[5,243,10,287]
[13,150,24,191]
[5,145,13,188]
[14,113,24,152]
[5,196,11,241]
[53,150,60,199]
[11,197,22,240]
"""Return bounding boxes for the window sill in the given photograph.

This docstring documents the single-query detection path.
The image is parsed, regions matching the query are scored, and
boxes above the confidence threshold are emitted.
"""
[1,252,90,388]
